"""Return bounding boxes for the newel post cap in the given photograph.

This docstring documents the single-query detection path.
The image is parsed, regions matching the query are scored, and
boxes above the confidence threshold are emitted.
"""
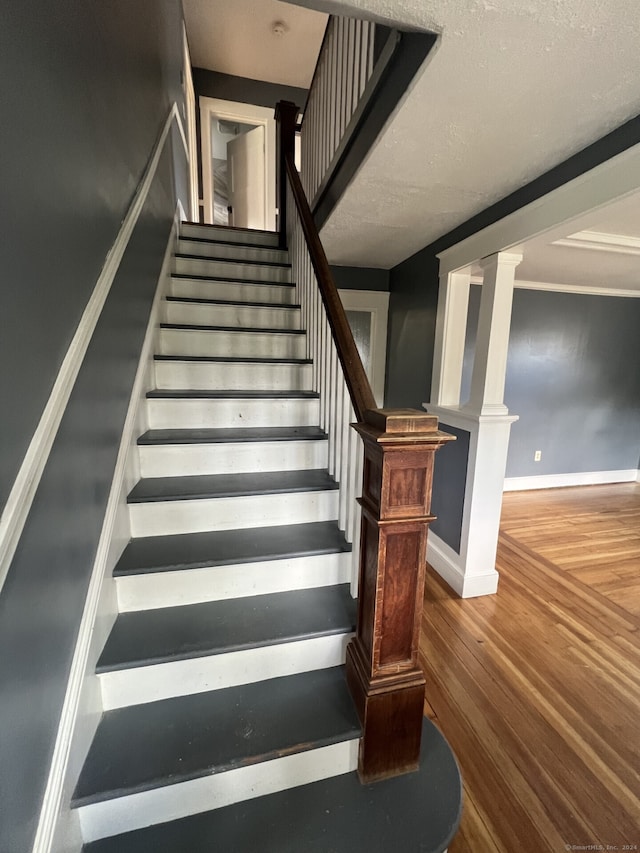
[359,408,456,445]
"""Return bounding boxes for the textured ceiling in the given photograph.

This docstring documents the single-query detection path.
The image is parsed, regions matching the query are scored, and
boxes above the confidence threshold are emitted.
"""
[184,0,327,88]
[470,190,640,292]
[313,0,640,268]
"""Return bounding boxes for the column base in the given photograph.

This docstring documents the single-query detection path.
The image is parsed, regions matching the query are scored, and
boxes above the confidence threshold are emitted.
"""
[346,641,426,784]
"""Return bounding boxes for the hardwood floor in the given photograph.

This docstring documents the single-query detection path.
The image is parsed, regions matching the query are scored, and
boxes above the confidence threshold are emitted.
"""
[420,483,640,853]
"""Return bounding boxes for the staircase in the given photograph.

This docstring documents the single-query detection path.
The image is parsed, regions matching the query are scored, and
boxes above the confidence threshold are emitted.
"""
[71,223,461,852]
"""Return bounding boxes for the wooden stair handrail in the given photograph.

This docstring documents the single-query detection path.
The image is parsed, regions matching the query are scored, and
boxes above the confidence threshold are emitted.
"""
[276,98,454,785]
[284,153,377,422]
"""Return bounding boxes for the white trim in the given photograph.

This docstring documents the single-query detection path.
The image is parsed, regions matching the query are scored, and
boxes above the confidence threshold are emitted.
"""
[30,116,182,853]
[470,275,640,298]
[553,229,640,255]
[426,533,499,598]
[338,289,389,406]
[0,104,183,603]
[199,97,276,230]
[503,469,639,491]
[182,25,199,222]
[437,142,640,275]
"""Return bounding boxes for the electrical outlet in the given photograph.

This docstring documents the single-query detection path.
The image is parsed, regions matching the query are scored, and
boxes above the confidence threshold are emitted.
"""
[534,450,542,462]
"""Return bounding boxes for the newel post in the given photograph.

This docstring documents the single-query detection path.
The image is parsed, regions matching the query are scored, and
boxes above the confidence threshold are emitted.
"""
[346,408,454,783]
[274,100,299,249]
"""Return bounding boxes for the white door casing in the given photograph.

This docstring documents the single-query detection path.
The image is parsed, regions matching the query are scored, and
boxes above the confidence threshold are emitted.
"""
[338,289,389,407]
[199,97,276,230]
[182,27,199,222]
[228,125,266,230]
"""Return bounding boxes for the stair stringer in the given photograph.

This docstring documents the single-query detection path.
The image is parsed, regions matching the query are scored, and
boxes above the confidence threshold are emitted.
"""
[46,213,180,853]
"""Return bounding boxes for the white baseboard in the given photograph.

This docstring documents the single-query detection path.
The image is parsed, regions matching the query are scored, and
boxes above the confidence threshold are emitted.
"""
[36,211,180,853]
[426,533,500,599]
[503,469,639,492]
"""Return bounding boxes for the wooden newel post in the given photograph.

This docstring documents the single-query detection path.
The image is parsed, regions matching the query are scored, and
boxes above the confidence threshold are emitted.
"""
[274,100,299,249]
[346,408,454,783]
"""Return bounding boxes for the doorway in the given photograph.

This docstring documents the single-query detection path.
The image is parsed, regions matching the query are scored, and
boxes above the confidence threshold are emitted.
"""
[200,97,276,231]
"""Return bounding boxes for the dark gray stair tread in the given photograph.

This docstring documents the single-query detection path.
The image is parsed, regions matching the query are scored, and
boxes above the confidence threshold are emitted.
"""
[97,585,355,671]
[114,521,351,576]
[153,354,312,363]
[146,388,319,399]
[82,718,461,853]
[160,322,305,334]
[166,295,300,308]
[73,666,360,805]
[137,426,327,445]
[177,236,285,252]
[171,273,295,286]
[175,252,291,269]
[180,222,279,237]
[127,469,338,503]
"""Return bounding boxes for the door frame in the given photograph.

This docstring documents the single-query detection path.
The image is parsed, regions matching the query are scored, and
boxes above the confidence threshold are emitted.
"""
[338,289,390,407]
[199,97,276,230]
[182,25,199,222]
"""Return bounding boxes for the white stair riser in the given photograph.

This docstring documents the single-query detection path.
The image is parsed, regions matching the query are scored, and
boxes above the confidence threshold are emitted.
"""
[138,440,328,478]
[116,552,352,612]
[158,328,306,360]
[170,277,294,305]
[146,397,319,429]
[154,359,313,391]
[173,256,291,283]
[163,300,300,330]
[180,224,279,247]
[129,490,339,537]
[76,739,359,842]
[178,238,287,264]
[99,633,352,710]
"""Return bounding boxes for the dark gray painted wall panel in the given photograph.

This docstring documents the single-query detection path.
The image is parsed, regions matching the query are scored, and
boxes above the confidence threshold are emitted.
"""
[0,145,178,853]
[331,265,390,292]
[385,252,439,407]
[430,424,470,554]
[0,3,184,850]
[461,286,640,477]
[193,68,307,111]
[0,0,184,514]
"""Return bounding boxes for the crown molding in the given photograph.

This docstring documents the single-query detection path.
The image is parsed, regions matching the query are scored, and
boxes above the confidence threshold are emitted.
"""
[469,274,640,298]
[553,229,640,255]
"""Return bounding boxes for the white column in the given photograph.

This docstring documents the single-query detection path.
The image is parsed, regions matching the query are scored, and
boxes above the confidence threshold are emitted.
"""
[431,270,471,407]
[424,251,522,599]
[467,251,522,415]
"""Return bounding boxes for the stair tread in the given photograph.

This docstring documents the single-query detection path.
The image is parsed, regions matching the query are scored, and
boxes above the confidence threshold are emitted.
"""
[127,469,338,503]
[171,273,295,286]
[114,521,351,576]
[180,222,279,237]
[146,388,319,399]
[97,585,355,671]
[160,322,305,334]
[177,236,286,252]
[73,666,360,805]
[137,426,327,445]
[153,354,312,364]
[175,252,291,268]
[81,718,461,853]
[166,295,300,309]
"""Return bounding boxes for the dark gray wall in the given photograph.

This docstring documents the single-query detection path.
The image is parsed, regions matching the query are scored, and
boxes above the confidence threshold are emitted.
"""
[461,286,640,477]
[430,424,470,553]
[0,4,184,851]
[193,68,308,111]
[384,252,439,407]
[331,265,390,291]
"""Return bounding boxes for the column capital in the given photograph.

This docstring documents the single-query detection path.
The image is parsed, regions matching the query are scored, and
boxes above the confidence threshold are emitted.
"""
[479,251,523,270]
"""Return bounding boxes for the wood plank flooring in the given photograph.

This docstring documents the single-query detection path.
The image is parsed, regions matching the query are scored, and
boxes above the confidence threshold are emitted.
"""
[420,483,640,853]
